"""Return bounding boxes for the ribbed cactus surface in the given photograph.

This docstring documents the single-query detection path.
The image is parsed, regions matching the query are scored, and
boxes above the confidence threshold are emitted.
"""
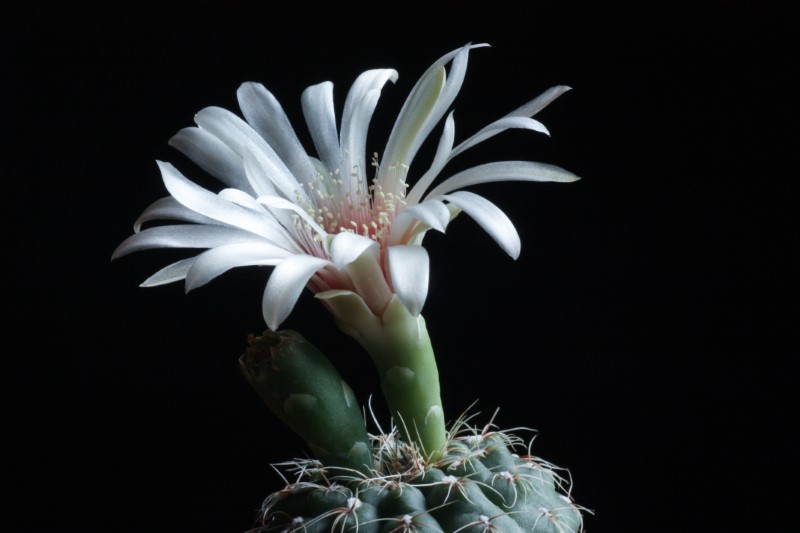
[241,330,585,532]
[254,428,584,532]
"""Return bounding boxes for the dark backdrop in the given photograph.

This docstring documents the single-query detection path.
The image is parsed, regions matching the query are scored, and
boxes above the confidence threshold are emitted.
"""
[7,3,794,532]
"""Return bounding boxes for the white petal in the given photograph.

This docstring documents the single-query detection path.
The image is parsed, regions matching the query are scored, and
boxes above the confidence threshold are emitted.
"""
[218,188,267,212]
[406,203,461,246]
[380,44,486,178]
[239,147,281,198]
[505,85,572,119]
[449,116,550,160]
[340,69,398,190]
[194,106,271,158]
[112,225,266,260]
[408,86,570,197]
[238,150,307,251]
[168,127,252,193]
[218,189,301,253]
[406,111,455,204]
[329,232,393,315]
[256,194,326,238]
[439,191,521,259]
[140,258,196,287]
[186,242,292,292]
[241,145,311,204]
[425,160,580,199]
[262,255,331,330]
[329,231,379,269]
[237,82,318,185]
[387,245,430,316]
[447,86,569,161]
[157,160,280,240]
[379,63,444,174]
[308,156,329,179]
[389,200,451,246]
[133,196,218,233]
[301,81,340,172]
[196,107,307,201]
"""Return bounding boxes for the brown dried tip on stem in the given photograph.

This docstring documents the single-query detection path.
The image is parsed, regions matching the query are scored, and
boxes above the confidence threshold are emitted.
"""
[242,330,291,374]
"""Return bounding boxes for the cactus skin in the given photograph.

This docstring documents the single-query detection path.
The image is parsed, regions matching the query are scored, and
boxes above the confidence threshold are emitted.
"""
[239,330,373,475]
[251,426,585,532]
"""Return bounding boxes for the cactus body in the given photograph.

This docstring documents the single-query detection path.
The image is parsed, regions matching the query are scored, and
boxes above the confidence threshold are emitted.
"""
[241,330,585,532]
[254,429,584,532]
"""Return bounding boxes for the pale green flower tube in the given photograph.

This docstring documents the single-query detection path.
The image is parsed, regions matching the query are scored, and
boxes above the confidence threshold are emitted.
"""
[319,292,446,459]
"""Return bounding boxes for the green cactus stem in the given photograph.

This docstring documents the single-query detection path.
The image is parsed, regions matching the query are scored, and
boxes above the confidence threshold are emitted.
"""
[239,330,373,475]
[320,293,447,461]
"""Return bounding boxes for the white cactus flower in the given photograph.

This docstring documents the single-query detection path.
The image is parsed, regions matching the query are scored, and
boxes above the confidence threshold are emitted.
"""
[113,43,579,331]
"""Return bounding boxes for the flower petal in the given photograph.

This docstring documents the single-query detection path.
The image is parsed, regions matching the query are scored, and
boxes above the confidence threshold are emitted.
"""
[195,106,307,201]
[140,257,196,287]
[387,245,429,317]
[449,116,549,160]
[425,160,580,199]
[194,106,270,157]
[447,85,570,159]
[168,127,253,193]
[236,82,318,186]
[186,242,292,292]
[157,160,281,240]
[329,231,379,269]
[438,190,521,259]
[406,111,455,204]
[340,69,398,192]
[112,225,266,260]
[240,144,310,203]
[380,43,487,185]
[379,63,444,179]
[256,194,327,238]
[218,188,267,213]
[133,196,219,233]
[301,81,340,172]
[218,189,301,253]
[262,255,332,330]
[329,232,393,315]
[389,199,451,246]
[505,85,572,119]
[406,204,461,246]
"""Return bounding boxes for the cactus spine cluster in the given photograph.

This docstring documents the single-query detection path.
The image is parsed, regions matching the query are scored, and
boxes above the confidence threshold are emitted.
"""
[241,330,585,532]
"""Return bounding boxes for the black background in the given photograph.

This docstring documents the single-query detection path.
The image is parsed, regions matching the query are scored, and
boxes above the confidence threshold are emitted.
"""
[7,3,795,532]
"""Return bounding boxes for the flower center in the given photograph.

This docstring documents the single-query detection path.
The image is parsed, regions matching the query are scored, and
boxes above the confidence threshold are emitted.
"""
[292,154,409,246]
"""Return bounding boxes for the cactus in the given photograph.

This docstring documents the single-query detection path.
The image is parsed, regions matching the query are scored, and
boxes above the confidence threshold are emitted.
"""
[113,44,587,532]
[242,330,586,533]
